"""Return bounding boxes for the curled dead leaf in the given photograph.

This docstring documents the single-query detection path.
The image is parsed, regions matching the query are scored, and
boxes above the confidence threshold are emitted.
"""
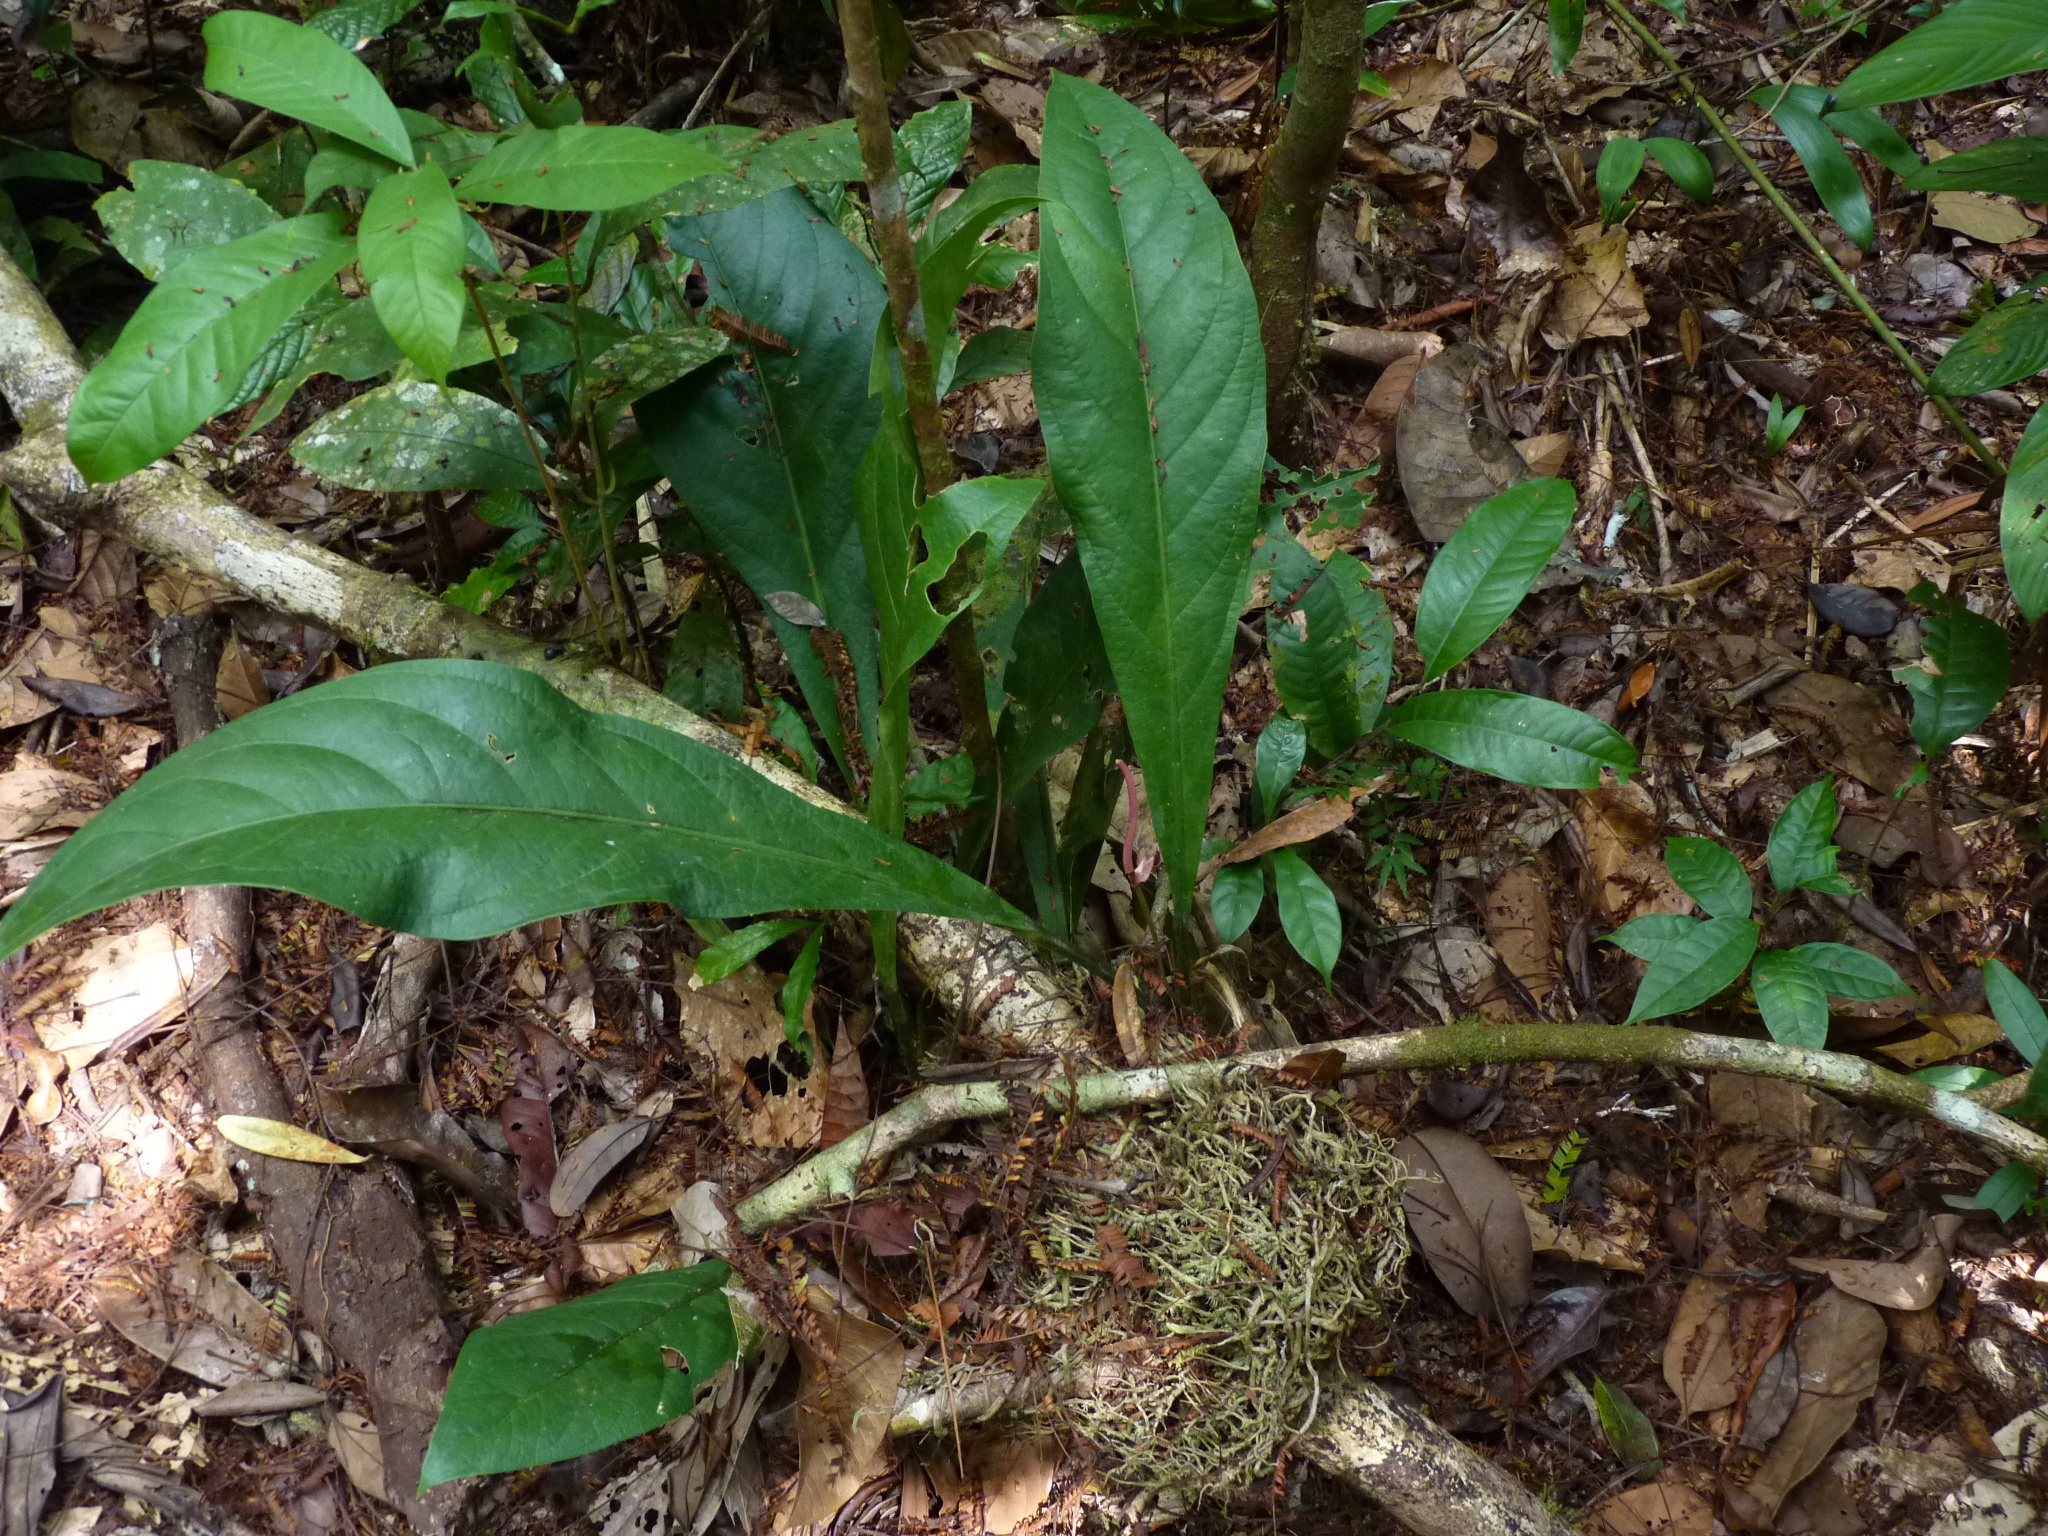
[1208,781,1382,874]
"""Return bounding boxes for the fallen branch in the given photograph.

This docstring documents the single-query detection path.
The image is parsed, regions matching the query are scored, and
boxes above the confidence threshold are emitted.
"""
[736,1020,2048,1231]
[0,246,1086,1053]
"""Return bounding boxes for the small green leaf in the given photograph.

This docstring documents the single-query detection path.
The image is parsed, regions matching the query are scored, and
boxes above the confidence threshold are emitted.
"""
[1756,84,1872,251]
[1767,777,1855,896]
[2003,405,2048,624]
[0,147,103,184]
[1542,1129,1587,1205]
[358,162,466,382]
[895,98,972,230]
[421,1263,737,1485]
[1664,836,1751,921]
[1931,293,2048,398]
[1963,1162,2039,1220]
[1361,0,1408,37]
[780,927,822,1064]
[456,125,726,211]
[945,326,1034,393]
[695,918,812,985]
[95,161,277,280]
[1985,958,2048,1066]
[1255,715,1307,820]
[1751,950,1831,1048]
[1605,912,1699,961]
[1273,848,1341,985]
[1783,942,1910,1001]
[1209,861,1264,943]
[291,381,542,492]
[1591,1376,1660,1478]
[204,11,414,166]
[904,756,977,816]
[1548,0,1585,74]
[1385,690,1637,790]
[1415,478,1576,681]
[1913,1064,2005,1091]
[1834,0,2048,109]
[1597,137,1647,225]
[1896,580,2010,756]
[1644,137,1714,201]
[1267,551,1394,758]
[1623,916,1760,1023]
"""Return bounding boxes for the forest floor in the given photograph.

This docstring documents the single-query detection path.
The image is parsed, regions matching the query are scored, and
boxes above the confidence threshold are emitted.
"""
[2,1,2047,1535]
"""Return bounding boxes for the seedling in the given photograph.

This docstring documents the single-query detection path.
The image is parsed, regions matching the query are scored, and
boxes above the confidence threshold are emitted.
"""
[1761,392,1806,458]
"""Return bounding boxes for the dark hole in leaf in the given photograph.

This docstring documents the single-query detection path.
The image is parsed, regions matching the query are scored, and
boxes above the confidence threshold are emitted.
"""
[743,1053,787,1096]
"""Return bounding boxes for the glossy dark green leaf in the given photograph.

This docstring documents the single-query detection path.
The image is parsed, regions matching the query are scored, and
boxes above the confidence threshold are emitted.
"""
[1784,942,1909,1000]
[1751,950,1829,1049]
[1930,292,2048,397]
[0,662,1027,962]
[0,147,101,183]
[1267,551,1394,758]
[780,927,822,1059]
[455,126,726,211]
[1766,776,1854,896]
[919,165,1040,373]
[95,161,277,281]
[695,918,811,984]
[1209,860,1264,943]
[1415,478,1575,681]
[1273,848,1341,984]
[1664,836,1751,921]
[1834,0,2048,109]
[1548,0,1584,74]
[1605,912,1698,962]
[1254,715,1307,820]
[1596,137,1646,225]
[291,382,542,492]
[421,1263,737,1486]
[1623,915,1759,1024]
[306,0,430,47]
[1819,108,1921,178]
[1036,72,1265,911]
[1644,137,1714,200]
[1756,85,1872,251]
[1985,958,2048,1065]
[1907,138,2048,201]
[1897,580,2010,755]
[2004,405,2048,623]
[67,214,353,483]
[358,162,466,382]
[997,555,1111,796]
[204,11,414,166]
[896,99,972,230]
[1385,690,1637,790]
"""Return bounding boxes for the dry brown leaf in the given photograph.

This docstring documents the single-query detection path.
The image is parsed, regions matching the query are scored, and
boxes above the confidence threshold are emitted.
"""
[1394,1127,1532,1320]
[1591,1479,1714,1536]
[1574,784,1690,924]
[215,635,269,721]
[0,612,120,730]
[93,1254,291,1386]
[818,1016,869,1150]
[1381,58,1466,132]
[1183,145,1258,183]
[1361,350,1426,420]
[20,1040,64,1126]
[1112,961,1147,1066]
[678,964,823,1148]
[0,760,101,841]
[548,1116,657,1218]
[1789,1242,1948,1311]
[1396,345,1531,543]
[144,569,232,617]
[965,1436,1061,1536]
[1618,662,1657,714]
[34,924,231,1068]
[1097,1223,1161,1288]
[1876,1012,2002,1069]
[327,1409,389,1505]
[1481,861,1553,1005]
[1210,783,1378,872]
[1517,1177,1648,1271]
[1513,431,1572,478]
[1663,1268,1740,1415]
[1765,671,1916,793]
[978,78,1046,155]
[1730,1288,1886,1527]
[783,1289,905,1529]
[1708,1073,1817,1141]
[1542,225,1649,348]
[577,1224,671,1281]
[1930,191,2039,244]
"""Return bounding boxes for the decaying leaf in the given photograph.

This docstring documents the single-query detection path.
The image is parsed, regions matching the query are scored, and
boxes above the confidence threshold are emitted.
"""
[1591,1479,1714,1536]
[1542,225,1649,349]
[328,1409,389,1505]
[1877,1012,2002,1069]
[549,1116,658,1218]
[1663,1269,1740,1415]
[1481,861,1554,1006]
[1395,345,1531,543]
[93,1253,292,1386]
[1380,58,1467,133]
[1765,671,1917,793]
[818,1019,869,1150]
[20,1040,64,1126]
[0,760,102,841]
[1112,961,1147,1067]
[1729,1288,1886,1527]
[1394,1126,1533,1321]
[1574,785,1690,924]
[1789,1242,1948,1311]
[785,1288,906,1528]
[678,963,823,1149]
[217,1115,368,1164]
[0,1375,61,1536]
[215,634,270,721]
[34,923,231,1069]
[1209,782,1380,872]
[1708,1073,1817,1142]
[1097,1224,1161,1288]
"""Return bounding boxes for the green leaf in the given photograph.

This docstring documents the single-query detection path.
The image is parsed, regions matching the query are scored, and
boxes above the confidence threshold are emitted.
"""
[2003,404,2048,623]
[1755,85,1872,251]
[455,126,726,211]
[307,0,430,47]
[0,661,1028,961]
[1906,138,2048,201]
[896,99,972,230]
[67,215,354,483]
[421,1262,737,1486]
[203,11,414,167]
[95,160,278,282]
[1543,1130,1587,1205]
[303,140,404,206]
[358,162,466,383]
[1548,0,1584,74]
[1597,137,1646,225]
[1966,1162,2039,1220]
[1415,478,1576,681]
[1272,848,1341,985]
[695,918,812,984]
[1834,0,2048,109]
[642,121,867,226]
[1664,836,1751,921]
[1385,690,1637,790]
[945,326,1034,393]
[0,148,102,184]
[905,755,977,816]
[1605,912,1699,961]
[997,555,1111,795]
[637,188,887,777]
[1623,915,1759,1024]
[1644,137,1714,200]
[1766,776,1854,896]
[1985,957,2048,1065]
[779,926,822,1062]
[291,381,542,492]
[582,329,730,412]
[1914,1064,2005,1091]
[1036,72,1265,913]
[1784,942,1910,1001]
[663,603,745,716]
[1821,108,1923,178]
[1254,715,1307,820]
[1591,1376,1660,1478]
[1361,0,1408,37]
[1930,292,2048,397]
[1267,551,1394,758]
[1209,860,1264,943]
[917,164,1039,349]
[1896,580,2010,756]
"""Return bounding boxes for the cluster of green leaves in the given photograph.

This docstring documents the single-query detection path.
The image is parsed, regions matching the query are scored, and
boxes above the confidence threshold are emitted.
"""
[1932,960,2048,1218]
[1594,135,1714,227]
[0,141,104,289]
[1761,392,1806,459]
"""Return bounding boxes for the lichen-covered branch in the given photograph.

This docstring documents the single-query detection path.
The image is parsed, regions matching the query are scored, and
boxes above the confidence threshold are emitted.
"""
[736,1021,2048,1231]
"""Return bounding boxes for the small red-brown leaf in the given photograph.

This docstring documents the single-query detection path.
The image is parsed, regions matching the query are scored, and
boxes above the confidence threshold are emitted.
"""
[1097,1224,1160,1288]
[1619,662,1656,713]
[848,1198,925,1258]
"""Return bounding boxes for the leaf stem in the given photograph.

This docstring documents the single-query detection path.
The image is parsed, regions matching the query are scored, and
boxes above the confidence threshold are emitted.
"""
[1600,0,2004,479]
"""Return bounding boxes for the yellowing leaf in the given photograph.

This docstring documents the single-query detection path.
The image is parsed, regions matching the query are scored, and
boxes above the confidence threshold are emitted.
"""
[217,1114,369,1163]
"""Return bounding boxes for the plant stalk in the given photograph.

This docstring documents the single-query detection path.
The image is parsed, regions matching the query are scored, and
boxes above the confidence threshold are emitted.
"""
[1600,0,2003,478]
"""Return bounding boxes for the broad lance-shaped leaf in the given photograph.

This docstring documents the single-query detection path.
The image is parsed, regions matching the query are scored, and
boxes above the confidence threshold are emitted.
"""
[1273,848,1341,985]
[1784,942,1909,1000]
[1267,551,1393,758]
[1620,915,1759,1023]
[1597,137,1646,224]
[1985,958,2048,1066]
[637,188,886,773]
[1385,690,1636,789]
[1931,290,2048,397]
[68,214,354,483]
[1833,0,2048,109]
[422,1263,737,1485]
[1767,777,1854,895]
[996,554,1111,794]
[455,125,727,211]
[203,11,414,166]
[291,382,542,492]
[0,661,1027,960]
[1035,72,1265,910]
[1756,85,1872,251]
[358,163,466,383]
[1751,949,1830,1049]
[1415,478,1575,681]
[1906,138,2048,202]
[1664,836,1751,921]
[95,161,277,281]
[2005,405,2048,624]
[1897,580,2009,755]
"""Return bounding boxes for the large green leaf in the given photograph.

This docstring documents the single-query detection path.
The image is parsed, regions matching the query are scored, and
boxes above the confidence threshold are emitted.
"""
[1834,0,2048,108]
[1756,85,1872,251]
[917,164,1039,348]
[1384,690,1637,790]
[358,163,466,383]
[636,188,887,772]
[307,0,430,47]
[95,161,277,281]
[1267,551,1394,758]
[203,11,414,167]
[0,661,1027,961]
[1596,137,1647,225]
[1897,581,2010,755]
[291,382,542,492]
[455,126,726,211]
[1035,72,1264,909]
[582,329,730,412]
[1987,958,2048,1065]
[1548,0,1584,74]
[67,215,353,483]
[1930,290,2048,397]
[1414,478,1575,682]
[1907,138,2048,201]
[421,1263,737,1486]
[996,555,1111,795]
[1750,949,1829,1048]
[2008,405,2048,623]
[1623,915,1759,1023]
[1272,848,1341,985]
[1664,836,1751,921]
[1784,942,1909,1001]
[642,121,866,225]
[1766,777,1854,896]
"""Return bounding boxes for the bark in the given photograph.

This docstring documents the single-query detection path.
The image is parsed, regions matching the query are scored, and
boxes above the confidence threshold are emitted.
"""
[0,246,1086,1054]
[1248,0,1374,450]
